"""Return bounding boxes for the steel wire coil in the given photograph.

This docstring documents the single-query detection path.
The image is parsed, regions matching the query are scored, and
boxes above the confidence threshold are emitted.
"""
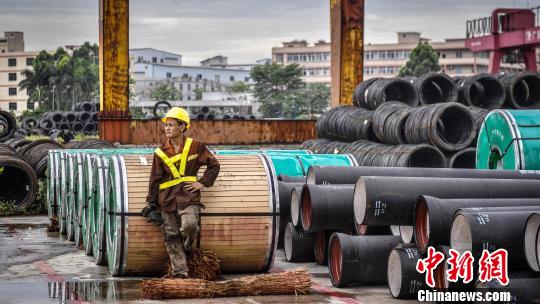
[498,72,540,109]
[457,73,505,109]
[411,72,457,105]
[372,101,413,145]
[404,102,476,152]
[316,106,375,142]
[352,77,382,107]
[364,78,419,110]
[344,140,447,168]
[18,139,63,179]
[0,110,16,142]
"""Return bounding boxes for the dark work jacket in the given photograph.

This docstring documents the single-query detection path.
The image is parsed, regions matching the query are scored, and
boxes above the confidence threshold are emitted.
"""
[146,137,220,212]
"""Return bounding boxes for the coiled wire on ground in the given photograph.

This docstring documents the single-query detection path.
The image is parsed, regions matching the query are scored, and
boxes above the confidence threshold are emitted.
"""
[18,139,63,179]
[372,101,413,145]
[404,102,476,152]
[457,74,505,109]
[0,110,17,142]
[0,144,38,209]
[301,138,349,154]
[363,78,419,110]
[340,140,447,167]
[411,73,458,105]
[316,106,375,142]
[498,72,540,109]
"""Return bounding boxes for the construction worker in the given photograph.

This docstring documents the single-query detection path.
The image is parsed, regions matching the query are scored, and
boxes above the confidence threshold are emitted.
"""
[142,107,220,278]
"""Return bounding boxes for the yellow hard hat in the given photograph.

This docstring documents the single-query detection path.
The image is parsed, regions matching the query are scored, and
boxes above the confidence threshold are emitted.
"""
[161,107,191,128]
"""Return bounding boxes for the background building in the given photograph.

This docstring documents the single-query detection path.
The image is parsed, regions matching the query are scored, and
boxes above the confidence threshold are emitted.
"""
[0,31,38,113]
[272,32,525,83]
[272,40,331,84]
[130,49,254,101]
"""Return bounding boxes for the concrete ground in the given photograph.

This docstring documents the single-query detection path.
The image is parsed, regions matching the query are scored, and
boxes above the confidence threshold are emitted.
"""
[0,216,420,304]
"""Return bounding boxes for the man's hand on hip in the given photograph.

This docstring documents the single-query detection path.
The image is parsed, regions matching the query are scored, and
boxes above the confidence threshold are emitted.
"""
[184,182,204,193]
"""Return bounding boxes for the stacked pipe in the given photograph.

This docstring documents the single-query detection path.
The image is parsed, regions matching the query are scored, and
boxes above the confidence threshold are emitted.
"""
[285,165,540,298]
[26,102,100,136]
[307,72,540,169]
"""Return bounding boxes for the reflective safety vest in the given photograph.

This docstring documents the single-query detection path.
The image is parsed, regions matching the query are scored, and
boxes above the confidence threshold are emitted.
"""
[155,137,198,189]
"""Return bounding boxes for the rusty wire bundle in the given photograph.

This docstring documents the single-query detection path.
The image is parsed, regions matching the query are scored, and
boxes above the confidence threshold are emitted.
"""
[140,267,311,300]
[173,249,221,281]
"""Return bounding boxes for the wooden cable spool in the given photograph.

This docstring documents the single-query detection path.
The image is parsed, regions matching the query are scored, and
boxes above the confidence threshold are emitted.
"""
[104,154,279,276]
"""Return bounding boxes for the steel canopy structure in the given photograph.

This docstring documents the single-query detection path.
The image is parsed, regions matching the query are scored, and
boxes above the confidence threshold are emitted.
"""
[465,7,540,74]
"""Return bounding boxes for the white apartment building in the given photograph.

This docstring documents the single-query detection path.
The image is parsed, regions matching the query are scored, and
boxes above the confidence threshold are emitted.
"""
[130,49,253,101]
[272,33,525,83]
[0,32,38,113]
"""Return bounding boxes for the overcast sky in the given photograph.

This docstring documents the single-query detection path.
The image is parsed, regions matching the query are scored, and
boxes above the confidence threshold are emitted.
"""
[1,0,538,65]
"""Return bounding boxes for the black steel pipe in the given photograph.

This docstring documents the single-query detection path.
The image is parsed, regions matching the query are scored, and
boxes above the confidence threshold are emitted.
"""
[328,233,401,287]
[524,213,540,272]
[355,224,392,236]
[284,222,314,262]
[83,123,97,134]
[300,184,355,232]
[277,174,306,183]
[412,72,458,105]
[354,177,540,226]
[387,243,426,299]
[415,196,540,255]
[476,276,540,304]
[21,116,39,130]
[499,72,540,109]
[289,186,303,227]
[277,181,304,248]
[364,78,419,110]
[451,207,540,270]
[398,226,414,243]
[314,230,335,266]
[404,102,476,152]
[77,111,92,122]
[18,139,63,179]
[71,122,85,133]
[307,165,540,185]
[457,74,505,109]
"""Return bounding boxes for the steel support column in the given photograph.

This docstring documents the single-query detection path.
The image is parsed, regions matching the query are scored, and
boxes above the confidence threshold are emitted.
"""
[330,0,364,107]
[98,0,131,143]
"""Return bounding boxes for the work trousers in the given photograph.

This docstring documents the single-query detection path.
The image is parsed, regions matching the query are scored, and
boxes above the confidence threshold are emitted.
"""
[160,205,200,276]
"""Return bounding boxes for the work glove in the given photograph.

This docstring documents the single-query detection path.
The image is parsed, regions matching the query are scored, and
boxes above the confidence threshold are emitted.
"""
[141,203,164,226]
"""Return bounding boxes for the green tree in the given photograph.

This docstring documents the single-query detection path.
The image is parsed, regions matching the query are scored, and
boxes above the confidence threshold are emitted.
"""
[251,63,304,117]
[192,88,204,100]
[149,82,181,101]
[398,42,441,77]
[226,81,250,93]
[19,43,100,111]
[282,83,330,118]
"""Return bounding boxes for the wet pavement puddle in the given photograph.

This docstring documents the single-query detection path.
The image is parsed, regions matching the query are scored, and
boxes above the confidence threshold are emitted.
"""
[0,280,142,303]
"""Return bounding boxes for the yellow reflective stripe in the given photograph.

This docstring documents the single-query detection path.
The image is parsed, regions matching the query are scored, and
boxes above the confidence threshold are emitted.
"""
[178,138,193,176]
[154,148,181,178]
[187,154,198,161]
[159,176,197,189]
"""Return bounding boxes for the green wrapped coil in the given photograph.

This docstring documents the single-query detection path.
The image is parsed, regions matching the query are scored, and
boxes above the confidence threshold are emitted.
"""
[476,109,540,170]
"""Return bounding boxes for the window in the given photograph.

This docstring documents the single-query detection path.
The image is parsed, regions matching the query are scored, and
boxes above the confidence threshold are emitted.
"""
[9,88,17,96]
[215,75,220,83]
[187,84,191,90]
[455,66,463,74]
[179,83,183,90]
[166,72,172,78]
[8,73,17,81]
[9,102,17,110]
[1,49,5,53]
[27,102,34,110]
[182,73,188,79]
[230,76,235,81]
[187,96,191,100]
[160,58,163,63]
[195,84,199,89]
[456,51,463,58]
[244,77,249,82]
[275,54,283,63]
[152,57,157,63]
[197,74,202,80]
[26,58,33,66]
[8,58,16,67]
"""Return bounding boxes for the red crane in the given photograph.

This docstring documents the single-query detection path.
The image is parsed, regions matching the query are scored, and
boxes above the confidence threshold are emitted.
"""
[465,7,540,73]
